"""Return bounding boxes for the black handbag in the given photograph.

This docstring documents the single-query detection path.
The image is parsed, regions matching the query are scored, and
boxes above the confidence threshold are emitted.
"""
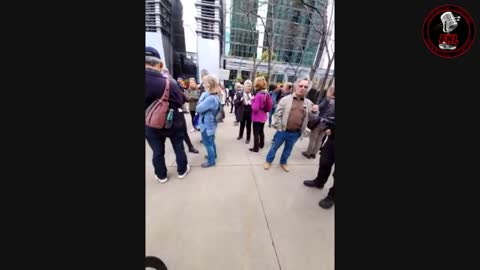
[308,116,335,130]
[307,116,321,130]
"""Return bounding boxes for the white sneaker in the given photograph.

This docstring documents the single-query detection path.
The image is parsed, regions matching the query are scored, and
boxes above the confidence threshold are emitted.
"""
[155,175,169,184]
[178,165,191,179]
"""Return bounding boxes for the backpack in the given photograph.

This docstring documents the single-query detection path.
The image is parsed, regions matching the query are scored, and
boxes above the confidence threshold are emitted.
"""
[260,92,273,112]
[215,96,225,122]
[233,91,243,105]
[145,79,170,129]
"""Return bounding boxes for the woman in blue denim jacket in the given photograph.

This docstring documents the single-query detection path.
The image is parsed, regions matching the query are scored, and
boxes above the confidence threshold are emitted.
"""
[196,74,221,168]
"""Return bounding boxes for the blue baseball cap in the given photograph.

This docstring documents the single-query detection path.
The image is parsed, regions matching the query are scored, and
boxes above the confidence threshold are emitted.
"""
[145,46,161,59]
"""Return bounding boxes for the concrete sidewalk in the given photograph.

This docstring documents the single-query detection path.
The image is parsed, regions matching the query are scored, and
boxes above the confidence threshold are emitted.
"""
[146,107,334,270]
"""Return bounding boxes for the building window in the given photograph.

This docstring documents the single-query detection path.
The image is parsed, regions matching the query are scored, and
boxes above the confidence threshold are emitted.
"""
[241,71,250,81]
[145,1,158,33]
[287,75,296,82]
[275,74,284,83]
[229,70,238,80]
[199,0,216,39]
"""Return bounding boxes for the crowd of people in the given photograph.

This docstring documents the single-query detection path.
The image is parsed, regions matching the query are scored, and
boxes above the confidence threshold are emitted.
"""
[145,46,335,209]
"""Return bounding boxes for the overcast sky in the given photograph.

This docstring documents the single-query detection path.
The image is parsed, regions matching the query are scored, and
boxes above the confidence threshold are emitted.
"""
[181,0,197,53]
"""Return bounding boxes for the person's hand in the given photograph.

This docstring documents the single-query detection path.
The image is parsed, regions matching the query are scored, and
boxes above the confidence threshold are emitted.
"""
[325,129,332,136]
[311,105,319,112]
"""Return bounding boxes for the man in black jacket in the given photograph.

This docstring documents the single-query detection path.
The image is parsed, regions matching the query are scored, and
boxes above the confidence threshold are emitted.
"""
[232,82,243,125]
[303,118,335,209]
[145,47,190,183]
[228,85,236,111]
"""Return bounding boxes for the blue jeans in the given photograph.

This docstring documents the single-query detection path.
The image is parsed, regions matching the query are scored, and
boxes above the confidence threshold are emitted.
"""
[201,130,217,165]
[268,106,276,126]
[266,130,301,165]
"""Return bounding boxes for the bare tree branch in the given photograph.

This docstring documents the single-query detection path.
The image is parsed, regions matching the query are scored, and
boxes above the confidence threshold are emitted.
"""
[299,0,327,35]
[298,0,326,17]
[327,69,334,88]
[245,12,259,79]
[239,4,273,81]
[317,51,334,98]
[284,43,317,77]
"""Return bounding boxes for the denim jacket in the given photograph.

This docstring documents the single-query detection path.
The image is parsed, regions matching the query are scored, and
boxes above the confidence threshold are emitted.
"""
[196,92,220,136]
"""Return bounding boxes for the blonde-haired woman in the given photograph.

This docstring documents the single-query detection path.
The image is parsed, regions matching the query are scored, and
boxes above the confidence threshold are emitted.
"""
[196,74,221,168]
[236,79,253,144]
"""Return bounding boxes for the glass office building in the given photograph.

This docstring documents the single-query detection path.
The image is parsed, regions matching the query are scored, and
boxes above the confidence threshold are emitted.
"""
[224,0,329,83]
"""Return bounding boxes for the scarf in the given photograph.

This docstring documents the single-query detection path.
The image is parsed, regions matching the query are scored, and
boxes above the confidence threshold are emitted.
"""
[243,91,252,106]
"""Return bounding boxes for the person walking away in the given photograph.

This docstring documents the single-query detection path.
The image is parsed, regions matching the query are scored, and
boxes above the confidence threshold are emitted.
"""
[186,78,200,132]
[218,83,226,123]
[303,117,335,209]
[176,77,187,92]
[277,82,292,104]
[269,82,292,140]
[196,74,221,168]
[179,90,200,154]
[236,80,253,144]
[145,47,190,183]
[264,78,319,172]
[177,77,189,114]
[268,83,282,128]
[302,86,335,159]
[233,83,244,124]
[228,85,236,113]
[220,83,230,107]
[250,77,272,152]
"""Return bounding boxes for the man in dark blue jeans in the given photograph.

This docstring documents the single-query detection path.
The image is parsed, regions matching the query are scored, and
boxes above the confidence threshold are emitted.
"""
[145,46,190,183]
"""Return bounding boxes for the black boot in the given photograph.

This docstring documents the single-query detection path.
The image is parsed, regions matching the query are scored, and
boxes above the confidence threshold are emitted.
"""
[303,180,324,189]
[319,196,334,209]
[189,147,199,154]
[302,152,312,159]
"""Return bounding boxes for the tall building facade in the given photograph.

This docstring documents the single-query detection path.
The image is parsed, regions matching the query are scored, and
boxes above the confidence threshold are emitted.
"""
[195,0,224,81]
[224,0,332,84]
[145,0,191,79]
[145,0,173,71]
